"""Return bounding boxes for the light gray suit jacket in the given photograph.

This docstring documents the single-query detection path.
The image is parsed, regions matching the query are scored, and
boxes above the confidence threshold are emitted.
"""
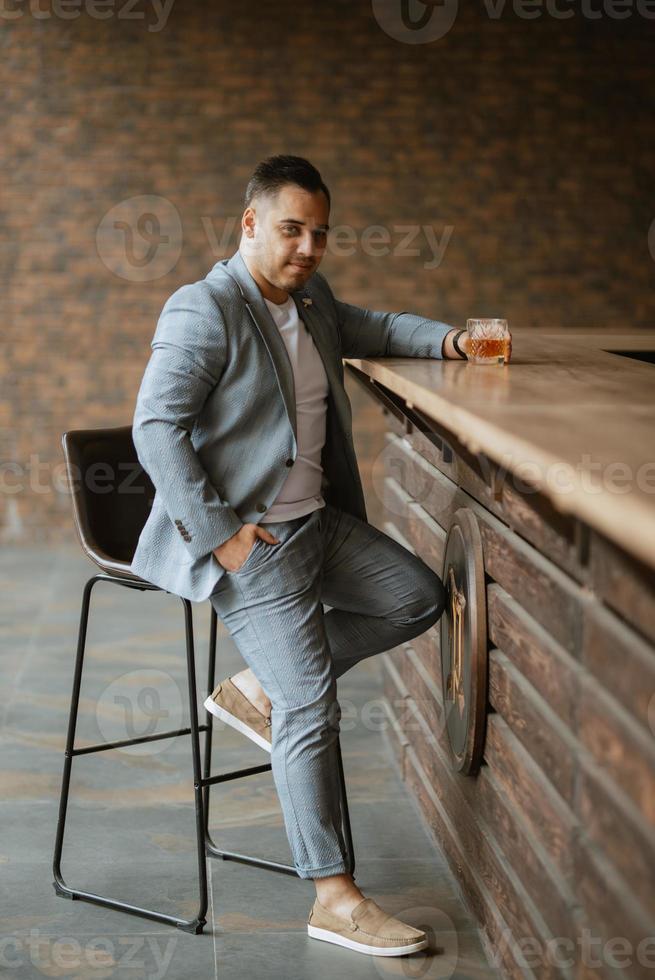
[130,249,454,601]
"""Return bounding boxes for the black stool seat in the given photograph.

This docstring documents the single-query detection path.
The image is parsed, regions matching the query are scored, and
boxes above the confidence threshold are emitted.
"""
[62,426,152,581]
[53,425,355,935]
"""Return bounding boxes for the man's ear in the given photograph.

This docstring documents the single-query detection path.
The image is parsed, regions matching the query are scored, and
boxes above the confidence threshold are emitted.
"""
[242,207,256,238]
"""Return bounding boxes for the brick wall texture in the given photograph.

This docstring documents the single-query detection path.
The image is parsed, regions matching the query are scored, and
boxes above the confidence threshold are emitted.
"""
[2,0,654,542]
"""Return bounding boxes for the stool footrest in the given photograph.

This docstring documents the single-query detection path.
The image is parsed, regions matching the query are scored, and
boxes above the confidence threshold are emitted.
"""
[72,724,210,756]
[206,844,298,876]
[200,763,272,787]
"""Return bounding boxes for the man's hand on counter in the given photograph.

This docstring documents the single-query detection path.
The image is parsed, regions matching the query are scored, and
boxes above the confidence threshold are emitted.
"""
[442,328,512,362]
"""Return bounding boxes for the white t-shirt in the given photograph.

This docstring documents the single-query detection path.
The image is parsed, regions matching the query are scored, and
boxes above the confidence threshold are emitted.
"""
[260,295,329,522]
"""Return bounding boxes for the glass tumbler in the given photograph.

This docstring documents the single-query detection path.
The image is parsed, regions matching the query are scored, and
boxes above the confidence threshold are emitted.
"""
[465,318,511,365]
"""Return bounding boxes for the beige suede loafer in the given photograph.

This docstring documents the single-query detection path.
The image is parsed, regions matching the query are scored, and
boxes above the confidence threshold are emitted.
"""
[203,677,272,752]
[307,897,428,957]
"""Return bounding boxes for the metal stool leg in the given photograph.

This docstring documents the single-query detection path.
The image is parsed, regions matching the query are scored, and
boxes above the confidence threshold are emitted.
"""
[52,574,208,934]
[201,604,218,842]
[52,577,95,900]
[180,596,209,932]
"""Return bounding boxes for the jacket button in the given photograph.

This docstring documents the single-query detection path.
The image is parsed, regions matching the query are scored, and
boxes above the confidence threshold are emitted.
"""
[256,503,266,513]
[174,519,182,525]
[183,534,192,542]
[285,458,294,467]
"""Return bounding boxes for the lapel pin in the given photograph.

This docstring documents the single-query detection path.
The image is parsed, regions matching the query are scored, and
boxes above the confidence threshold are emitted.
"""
[302,297,313,308]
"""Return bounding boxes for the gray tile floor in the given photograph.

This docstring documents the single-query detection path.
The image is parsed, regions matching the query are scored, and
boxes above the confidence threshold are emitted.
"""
[0,545,500,980]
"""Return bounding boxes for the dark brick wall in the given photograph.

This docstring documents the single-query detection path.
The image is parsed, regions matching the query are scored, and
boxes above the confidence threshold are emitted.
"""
[2,0,654,542]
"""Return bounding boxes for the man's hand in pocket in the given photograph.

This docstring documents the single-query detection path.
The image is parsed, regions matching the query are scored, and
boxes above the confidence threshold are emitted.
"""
[213,524,280,573]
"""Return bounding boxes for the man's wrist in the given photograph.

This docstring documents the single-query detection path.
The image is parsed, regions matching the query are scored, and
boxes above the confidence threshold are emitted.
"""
[452,329,467,358]
[442,328,468,359]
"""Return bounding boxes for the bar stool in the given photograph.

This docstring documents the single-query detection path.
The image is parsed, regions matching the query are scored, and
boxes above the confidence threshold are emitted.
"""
[52,425,355,934]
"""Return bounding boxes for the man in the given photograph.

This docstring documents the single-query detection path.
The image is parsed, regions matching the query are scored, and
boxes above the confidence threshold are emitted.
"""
[132,155,474,958]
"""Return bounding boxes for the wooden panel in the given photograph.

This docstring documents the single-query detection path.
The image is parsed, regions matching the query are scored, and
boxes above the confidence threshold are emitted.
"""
[387,652,655,980]
[383,511,579,859]
[577,754,655,914]
[400,415,459,485]
[389,498,655,871]
[487,582,580,730]
[392,645,579,941]
[400,646,585,889]
[479,527,584,660]
[488,649,577,806]
[403,421,586,584]
[384,510,655,971]
[402,619,442,694]
[383,661,575,980]
[484,715,576,882]
[392,645,445,747]
[385,730,532,980]
[383,459,586,658]
[572,836,655,980]
[382,476,446,573]
[577,672,655,825]
[582,599,655,731]
[589,531,655,646]
[379,403,407,438]
[377,410,655,980]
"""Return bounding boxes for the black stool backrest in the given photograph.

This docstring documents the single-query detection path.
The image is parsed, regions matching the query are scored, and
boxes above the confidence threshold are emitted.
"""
[62,426,155,571]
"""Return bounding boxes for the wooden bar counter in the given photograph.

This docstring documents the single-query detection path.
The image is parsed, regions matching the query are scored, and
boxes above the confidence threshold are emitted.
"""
[345,329,655,980]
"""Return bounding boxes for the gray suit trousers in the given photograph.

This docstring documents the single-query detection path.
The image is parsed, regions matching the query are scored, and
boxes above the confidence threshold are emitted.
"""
[209,502,446,879]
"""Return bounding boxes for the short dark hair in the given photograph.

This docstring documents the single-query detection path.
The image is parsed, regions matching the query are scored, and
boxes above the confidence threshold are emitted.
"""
[244,155,331,210]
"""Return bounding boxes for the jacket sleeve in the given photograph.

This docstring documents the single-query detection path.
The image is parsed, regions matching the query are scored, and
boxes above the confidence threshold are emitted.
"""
[335,299,455,359]
[132,284,244,560]
[312,272,455,359]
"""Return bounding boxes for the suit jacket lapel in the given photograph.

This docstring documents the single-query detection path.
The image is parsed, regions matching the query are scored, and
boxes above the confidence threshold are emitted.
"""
[289,292,341,392]
[217,251,344,446]
[222,251,298,443]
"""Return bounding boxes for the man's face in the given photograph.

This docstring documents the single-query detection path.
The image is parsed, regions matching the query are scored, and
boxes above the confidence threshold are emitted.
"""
[241,184,330,294]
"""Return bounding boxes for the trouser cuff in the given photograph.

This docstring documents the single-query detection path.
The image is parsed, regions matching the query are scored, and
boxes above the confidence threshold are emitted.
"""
[295,859,349,880]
